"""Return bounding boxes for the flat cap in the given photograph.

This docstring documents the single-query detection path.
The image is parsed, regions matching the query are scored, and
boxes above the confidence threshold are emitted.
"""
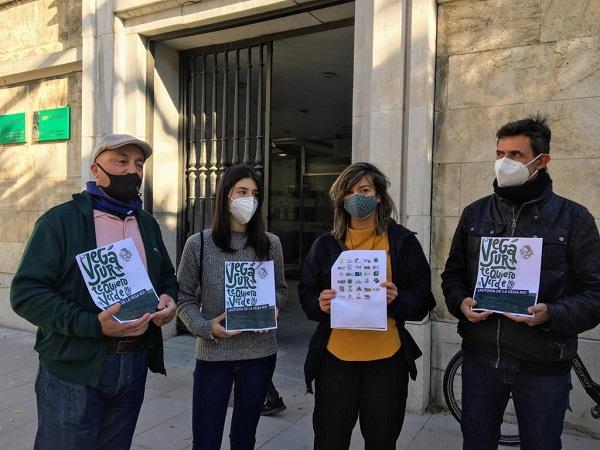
[92,134,153,161]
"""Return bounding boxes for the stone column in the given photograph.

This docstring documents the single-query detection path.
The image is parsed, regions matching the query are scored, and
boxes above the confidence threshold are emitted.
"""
[81,0,149,178]
[351,0,437,413]
[81,0,117,183]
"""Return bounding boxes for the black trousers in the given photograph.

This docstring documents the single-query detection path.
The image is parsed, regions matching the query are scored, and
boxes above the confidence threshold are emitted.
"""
[265,380,280,403]
[313,350,409,450]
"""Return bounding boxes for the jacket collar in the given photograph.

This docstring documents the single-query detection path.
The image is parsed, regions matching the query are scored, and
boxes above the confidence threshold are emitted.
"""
[72,190,95,216]
[493,170,552,206]
[495,180,553,208]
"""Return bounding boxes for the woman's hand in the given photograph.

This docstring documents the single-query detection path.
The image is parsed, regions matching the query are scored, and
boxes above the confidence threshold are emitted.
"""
[255,307,279,333]
[318,290,337,313]
[210,313,242,338]
[380,282,398,304]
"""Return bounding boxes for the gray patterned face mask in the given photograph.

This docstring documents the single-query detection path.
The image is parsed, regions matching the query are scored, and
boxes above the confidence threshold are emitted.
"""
[343,193,378,219]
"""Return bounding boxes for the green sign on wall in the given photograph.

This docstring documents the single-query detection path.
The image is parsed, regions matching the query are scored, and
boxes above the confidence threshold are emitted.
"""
[34,106,70,142]
[0,112,26,144]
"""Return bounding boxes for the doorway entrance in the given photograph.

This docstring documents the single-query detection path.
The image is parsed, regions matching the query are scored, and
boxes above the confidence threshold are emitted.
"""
[269,26,353,275]
[180,25,353,273]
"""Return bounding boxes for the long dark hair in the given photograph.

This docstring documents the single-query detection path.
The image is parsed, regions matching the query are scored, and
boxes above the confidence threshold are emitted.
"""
[212,165,270,260]
[329,162,398,240]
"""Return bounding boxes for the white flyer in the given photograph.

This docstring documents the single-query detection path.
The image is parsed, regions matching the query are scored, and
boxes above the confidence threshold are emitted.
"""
[224,260,277,332]
[330,250,388,330]
[472,237,543,317]
[76,237,159,323]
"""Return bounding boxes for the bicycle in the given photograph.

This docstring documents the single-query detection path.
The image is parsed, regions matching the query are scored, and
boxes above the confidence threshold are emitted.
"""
[443,350,600,446]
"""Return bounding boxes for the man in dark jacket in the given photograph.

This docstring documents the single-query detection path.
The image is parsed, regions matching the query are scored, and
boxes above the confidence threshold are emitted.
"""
[442,115,600,450]
[11,134,178,450]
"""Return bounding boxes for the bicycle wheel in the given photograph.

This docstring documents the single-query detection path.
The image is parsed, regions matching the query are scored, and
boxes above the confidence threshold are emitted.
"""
[443,350,521,447]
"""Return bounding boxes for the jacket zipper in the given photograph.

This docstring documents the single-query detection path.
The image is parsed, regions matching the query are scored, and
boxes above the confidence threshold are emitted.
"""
[501,202,530,365]
[495,197,540,367]
[510,205,524,237]
[499,204,521,366]
[510,200,536,237]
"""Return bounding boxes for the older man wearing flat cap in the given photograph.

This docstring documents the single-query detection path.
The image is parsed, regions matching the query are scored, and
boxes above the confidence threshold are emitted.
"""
[11,134,178,450]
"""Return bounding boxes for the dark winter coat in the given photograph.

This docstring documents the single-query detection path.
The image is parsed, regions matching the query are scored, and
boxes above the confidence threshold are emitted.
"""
[11,191,178,386]
[299,223,436,393]
[442,183,600,367]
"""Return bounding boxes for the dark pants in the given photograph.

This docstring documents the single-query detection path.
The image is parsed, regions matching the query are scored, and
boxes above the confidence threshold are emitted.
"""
[192,354,276,450]
[313,350,409,450]
[34,349,148,450]
[461,352,571,450]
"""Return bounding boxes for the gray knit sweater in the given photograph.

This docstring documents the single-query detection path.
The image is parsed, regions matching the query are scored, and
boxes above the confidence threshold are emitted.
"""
[177,230,287,361]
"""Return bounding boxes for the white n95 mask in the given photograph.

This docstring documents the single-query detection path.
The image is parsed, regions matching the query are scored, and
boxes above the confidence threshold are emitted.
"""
[494,154,543,187]
[229,197,258,224]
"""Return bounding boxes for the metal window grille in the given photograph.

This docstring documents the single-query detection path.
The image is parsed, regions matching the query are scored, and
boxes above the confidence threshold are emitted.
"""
[182,44,271,238]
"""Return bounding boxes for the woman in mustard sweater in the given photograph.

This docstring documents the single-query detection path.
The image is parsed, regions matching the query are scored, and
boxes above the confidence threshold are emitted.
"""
[299,162,435,450]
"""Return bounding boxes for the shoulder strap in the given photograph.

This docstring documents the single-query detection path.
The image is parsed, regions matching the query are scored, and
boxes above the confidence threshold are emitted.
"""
[199,231,204,288]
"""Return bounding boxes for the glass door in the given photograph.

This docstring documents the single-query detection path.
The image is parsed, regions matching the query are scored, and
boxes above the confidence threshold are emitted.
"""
[269,138,350,277]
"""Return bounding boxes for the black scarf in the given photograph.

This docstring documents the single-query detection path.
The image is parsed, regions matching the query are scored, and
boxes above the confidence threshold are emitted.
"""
[493,169,552,205]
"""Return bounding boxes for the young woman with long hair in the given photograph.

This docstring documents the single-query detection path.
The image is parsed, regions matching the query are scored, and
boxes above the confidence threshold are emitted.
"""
[299,162,435,450]
[177,165,287,450]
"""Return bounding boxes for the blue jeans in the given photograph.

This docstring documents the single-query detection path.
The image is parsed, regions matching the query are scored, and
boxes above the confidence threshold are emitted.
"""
[461,352,571,450]
[34,349,148,450]
[192,354,276,450]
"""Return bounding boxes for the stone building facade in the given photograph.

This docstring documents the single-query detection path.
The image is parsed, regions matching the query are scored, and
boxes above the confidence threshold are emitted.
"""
[0,0,83,330]
[432,0,600,435]
[0,0,598,435]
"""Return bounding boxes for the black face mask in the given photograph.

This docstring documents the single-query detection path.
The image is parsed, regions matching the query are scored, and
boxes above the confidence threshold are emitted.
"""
[96,163,142,202]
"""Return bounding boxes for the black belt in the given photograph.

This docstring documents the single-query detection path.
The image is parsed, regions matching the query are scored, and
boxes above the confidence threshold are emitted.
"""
[105,336,145,354]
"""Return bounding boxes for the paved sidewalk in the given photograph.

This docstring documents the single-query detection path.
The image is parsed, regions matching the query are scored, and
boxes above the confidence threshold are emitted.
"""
[1,292,598,449]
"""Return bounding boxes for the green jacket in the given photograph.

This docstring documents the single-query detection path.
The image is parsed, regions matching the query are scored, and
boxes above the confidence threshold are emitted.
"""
[10,191,178,386]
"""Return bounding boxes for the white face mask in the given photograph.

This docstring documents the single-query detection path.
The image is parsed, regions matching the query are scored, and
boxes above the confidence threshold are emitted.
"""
[229,196,258,224]
[494,154,544,187]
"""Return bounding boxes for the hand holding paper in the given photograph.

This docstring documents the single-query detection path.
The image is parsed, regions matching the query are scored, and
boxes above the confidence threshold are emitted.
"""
[504,302,550,326]
[460,297,493,323]
[319,290,337,313]
[380,282,398,304]
[98,303,151,337]
[211,312,241,338]
[151,294,177,326]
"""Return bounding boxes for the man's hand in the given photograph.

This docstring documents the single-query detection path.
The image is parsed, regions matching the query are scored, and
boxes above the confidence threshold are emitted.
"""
[98,304,152,337]
[504,303,550,327]
[380,282,398,304]
[460,297,493,323]
[211,312,242,339]
[151,294,177,327]
[318,290,337,313]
